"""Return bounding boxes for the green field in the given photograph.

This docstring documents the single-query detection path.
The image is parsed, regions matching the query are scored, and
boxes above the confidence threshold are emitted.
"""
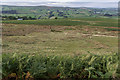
[2,18,120,79]
[1,5,118,19]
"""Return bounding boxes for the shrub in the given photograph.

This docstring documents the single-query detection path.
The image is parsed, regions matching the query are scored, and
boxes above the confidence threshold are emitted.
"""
[2,53,120,79]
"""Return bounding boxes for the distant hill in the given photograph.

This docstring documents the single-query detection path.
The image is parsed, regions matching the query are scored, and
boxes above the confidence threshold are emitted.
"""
[1,5,118,19]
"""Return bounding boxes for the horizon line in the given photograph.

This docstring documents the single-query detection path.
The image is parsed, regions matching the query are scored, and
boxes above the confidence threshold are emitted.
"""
[1,5,118,8]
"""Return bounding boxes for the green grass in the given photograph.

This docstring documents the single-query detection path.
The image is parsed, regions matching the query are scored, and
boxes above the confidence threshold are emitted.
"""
[105,28,120,31]
[2,19,90,26]
[3,18,118,29]
[71,17,118,22]
[92,22,118,27]
[2,30,118,55]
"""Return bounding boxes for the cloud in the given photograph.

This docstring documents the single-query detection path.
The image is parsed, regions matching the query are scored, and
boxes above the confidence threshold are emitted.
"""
[0,2,118,8]
[1,0,118,8]
[48,0,76,2]
[1,0,120,2]
[1,0,47,2]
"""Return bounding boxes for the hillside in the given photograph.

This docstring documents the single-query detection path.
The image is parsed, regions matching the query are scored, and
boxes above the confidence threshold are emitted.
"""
[1,5,118,19]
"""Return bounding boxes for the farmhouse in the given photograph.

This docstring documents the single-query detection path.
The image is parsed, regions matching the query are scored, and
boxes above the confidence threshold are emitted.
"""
[17,18,23,20]
[50,16,57,19]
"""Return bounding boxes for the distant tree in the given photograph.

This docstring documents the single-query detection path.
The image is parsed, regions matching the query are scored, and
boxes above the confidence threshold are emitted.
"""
[58,12,64,17]
[49,14,54,18]
[23,16,28,20]
[31,18,36,20]
[64,16,68,18]
[28,16,32,20]
[18,16,22,19]
[57,10,59,12]
[8,16,17,20]
[38,16,41,19]
[104,14,112,16]
[2,10,17,14]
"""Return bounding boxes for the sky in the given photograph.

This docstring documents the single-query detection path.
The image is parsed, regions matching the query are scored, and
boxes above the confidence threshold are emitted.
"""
[1,0,119,8]
[1,0,119,2]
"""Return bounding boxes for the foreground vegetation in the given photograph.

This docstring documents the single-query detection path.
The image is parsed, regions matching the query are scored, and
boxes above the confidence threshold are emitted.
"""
[2,53,120,79]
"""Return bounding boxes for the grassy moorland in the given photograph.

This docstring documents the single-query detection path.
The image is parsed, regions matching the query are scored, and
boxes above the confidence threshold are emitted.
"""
[2,18,120,79]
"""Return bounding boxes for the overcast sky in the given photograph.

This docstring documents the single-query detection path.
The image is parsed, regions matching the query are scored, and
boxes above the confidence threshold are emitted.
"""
[1,0,119,2]
[1,0,119,8]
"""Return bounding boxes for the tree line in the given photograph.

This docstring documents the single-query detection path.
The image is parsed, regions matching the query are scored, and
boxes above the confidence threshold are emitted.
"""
[2,16,36,20]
